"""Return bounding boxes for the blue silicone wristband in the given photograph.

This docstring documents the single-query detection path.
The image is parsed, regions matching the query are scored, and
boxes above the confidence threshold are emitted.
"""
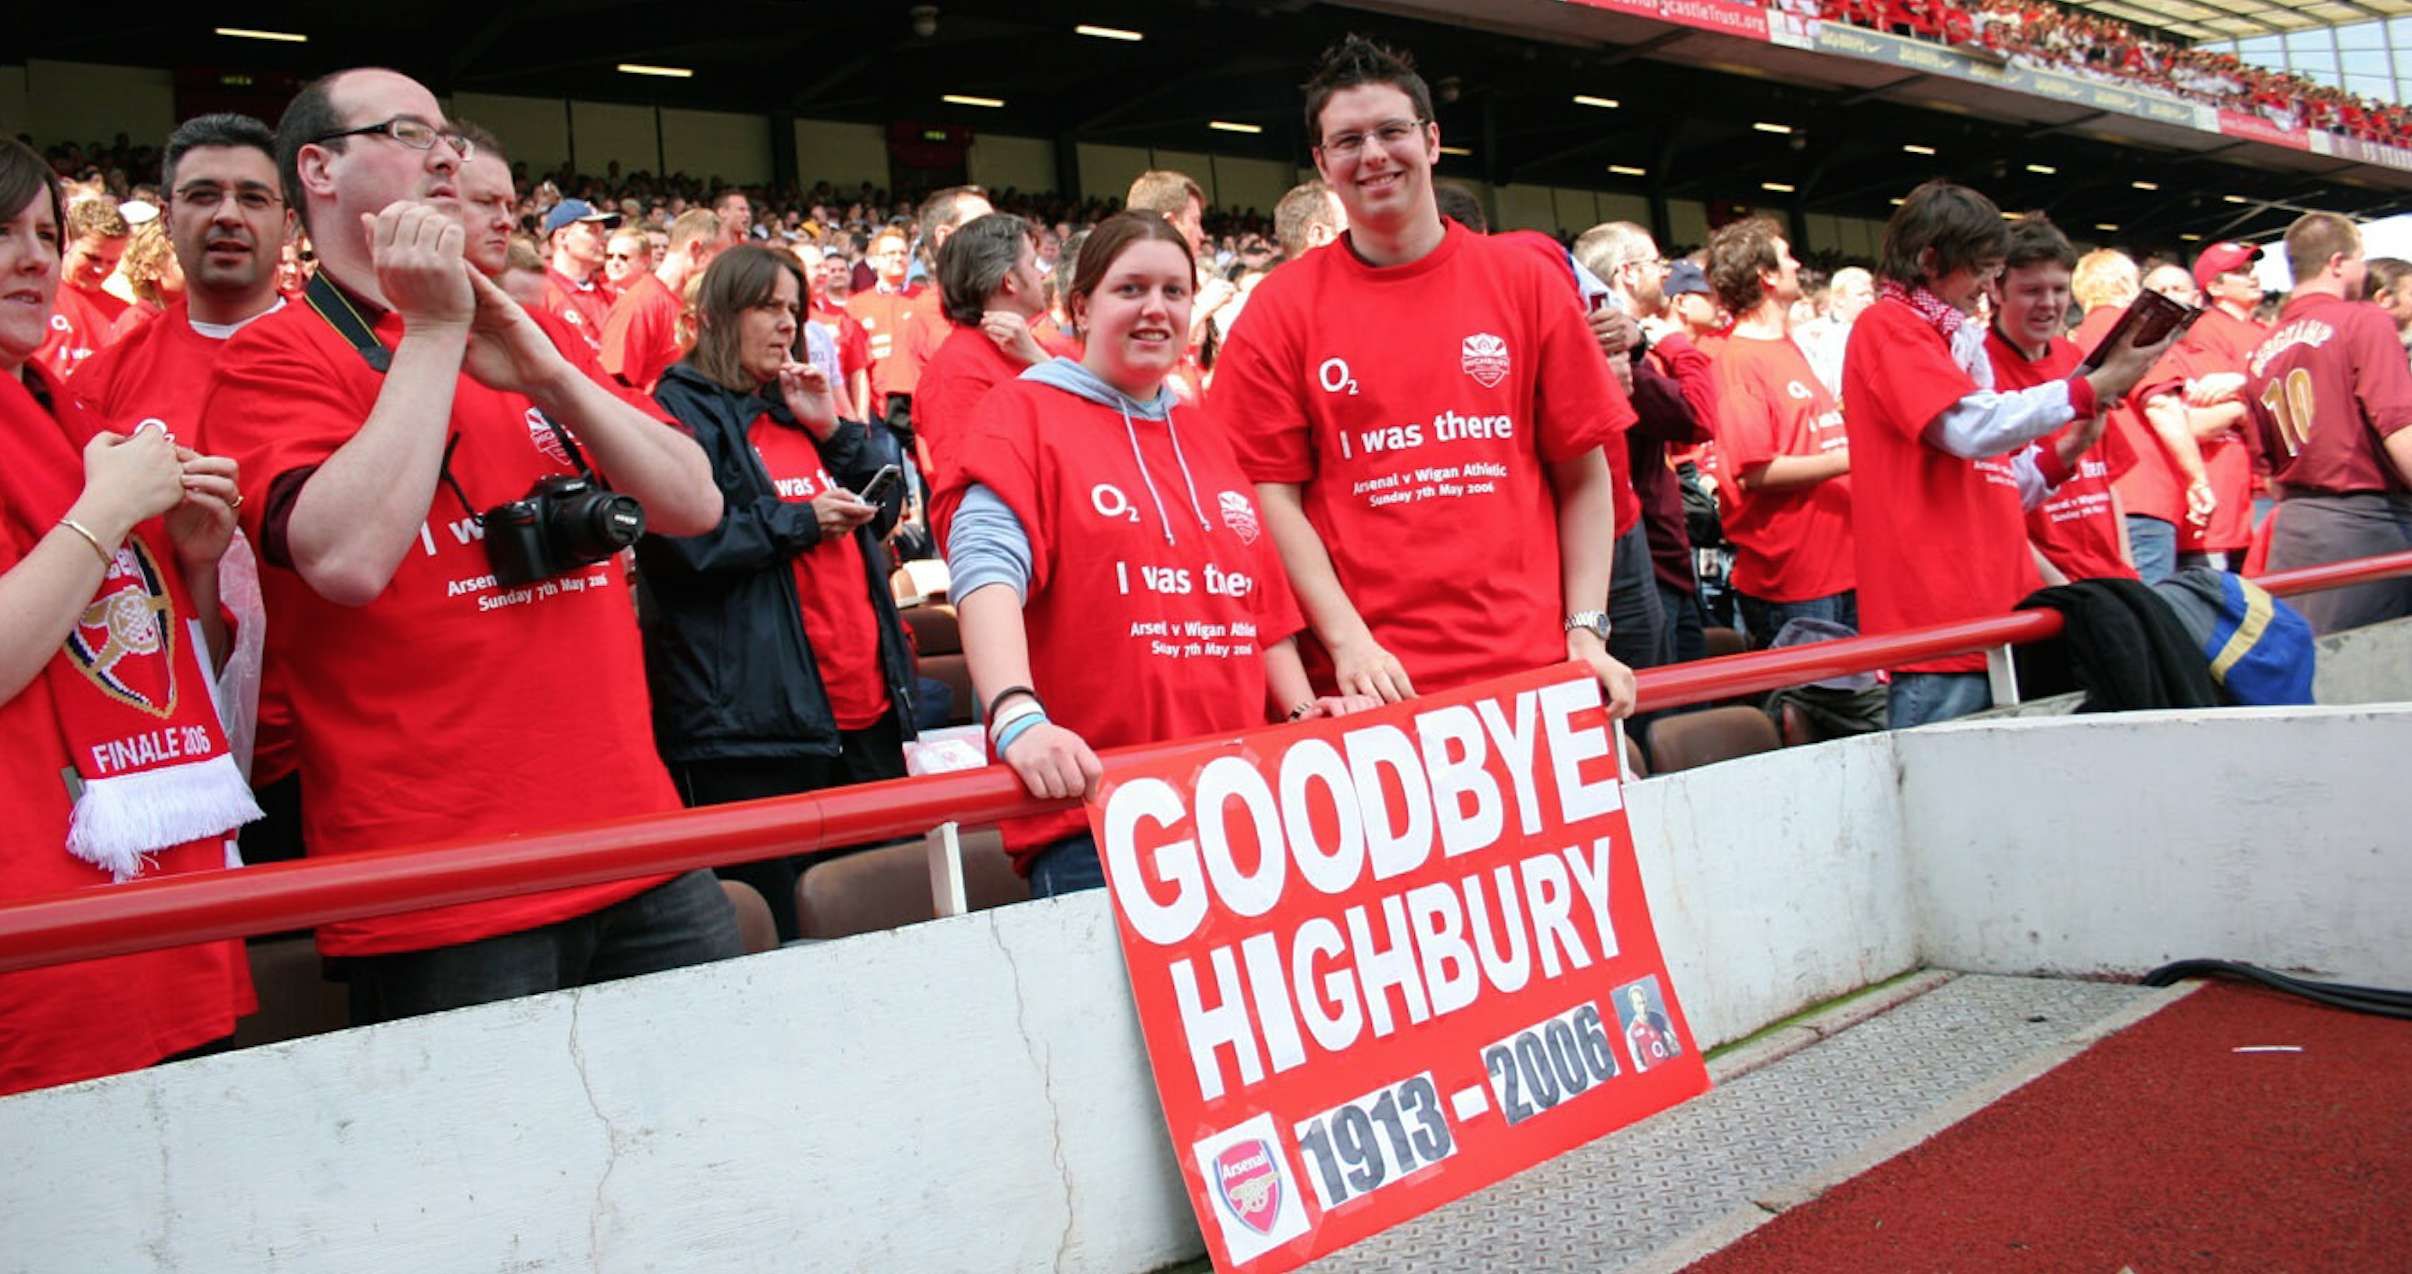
[993,710,1049,758]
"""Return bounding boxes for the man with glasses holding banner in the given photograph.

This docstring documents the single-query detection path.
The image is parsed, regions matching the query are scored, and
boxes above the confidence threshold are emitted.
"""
[1212,35,1640,717]
[196,68,739,1024]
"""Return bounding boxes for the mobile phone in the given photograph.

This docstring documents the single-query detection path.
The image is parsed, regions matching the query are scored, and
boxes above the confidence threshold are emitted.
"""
[2078,290,2200,373]
[855,464,903,506]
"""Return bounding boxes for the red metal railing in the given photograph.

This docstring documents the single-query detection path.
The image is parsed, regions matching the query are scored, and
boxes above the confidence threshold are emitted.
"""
[1,549,2406,974]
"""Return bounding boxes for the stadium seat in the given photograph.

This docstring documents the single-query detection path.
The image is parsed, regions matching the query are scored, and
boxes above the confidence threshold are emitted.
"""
[1703,626,1748,659]
[226,935,350,1049]
[1646,704,1781,774]
[796,843,934,939]
[920,653,977,727]
[1623,730,1649,780]
[901,603,961,656]
[719,880,779,955]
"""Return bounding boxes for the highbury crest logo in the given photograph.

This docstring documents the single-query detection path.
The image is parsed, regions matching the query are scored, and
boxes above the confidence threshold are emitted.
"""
[1461,332,1510,388]
[528,408,572,467]
[65,539,178,718]
[1219,491,1260,545]
[1212,1140,1284,1237]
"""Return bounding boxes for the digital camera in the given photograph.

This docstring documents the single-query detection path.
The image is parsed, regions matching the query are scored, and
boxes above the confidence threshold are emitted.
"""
[481,474,645,586]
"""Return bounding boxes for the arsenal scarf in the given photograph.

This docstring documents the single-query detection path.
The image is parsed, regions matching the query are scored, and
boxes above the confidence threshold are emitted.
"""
[0,364,259,880]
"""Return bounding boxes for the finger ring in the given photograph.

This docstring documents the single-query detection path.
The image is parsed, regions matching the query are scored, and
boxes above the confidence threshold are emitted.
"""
[231,494,245,510]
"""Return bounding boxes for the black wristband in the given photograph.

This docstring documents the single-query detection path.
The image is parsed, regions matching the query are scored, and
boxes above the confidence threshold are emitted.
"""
[986,685,1040,720]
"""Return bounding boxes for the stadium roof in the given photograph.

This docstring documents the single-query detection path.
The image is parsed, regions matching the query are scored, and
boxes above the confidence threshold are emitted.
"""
[2067,0,2412,43]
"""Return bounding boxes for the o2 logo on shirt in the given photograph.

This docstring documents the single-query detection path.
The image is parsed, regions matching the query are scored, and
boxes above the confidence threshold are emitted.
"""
[1318,357,1360,396]
[1461,332,1511,388]
[1090,483,1140,524]
[526,408,571,467]
[1218,491,1260,545]
[49,313,71,333]
[1786,380,1813,401]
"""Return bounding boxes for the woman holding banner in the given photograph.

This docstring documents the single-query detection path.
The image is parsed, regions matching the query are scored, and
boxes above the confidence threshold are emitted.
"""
[0,139,259,1095]
[944,212,1372,897]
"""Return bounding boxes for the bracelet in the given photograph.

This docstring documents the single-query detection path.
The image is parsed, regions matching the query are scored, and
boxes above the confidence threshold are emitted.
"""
[986,684,1039,721]
[1287,700,1317,721]
[987,697,1044,742]
[57,519,113,566]
[993,710,1048,759]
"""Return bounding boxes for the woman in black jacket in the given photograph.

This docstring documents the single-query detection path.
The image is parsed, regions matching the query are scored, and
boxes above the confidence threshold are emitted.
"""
[638,245,917,940]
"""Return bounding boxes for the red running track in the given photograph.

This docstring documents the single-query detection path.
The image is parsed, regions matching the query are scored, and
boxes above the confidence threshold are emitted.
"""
[1685,983,2412,1273]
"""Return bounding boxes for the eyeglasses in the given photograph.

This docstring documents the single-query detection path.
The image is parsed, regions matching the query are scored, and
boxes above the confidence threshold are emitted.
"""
[605,250,640,261]
[307,117,474,162]
[1317,118,1429,160]
[173,183,282,212]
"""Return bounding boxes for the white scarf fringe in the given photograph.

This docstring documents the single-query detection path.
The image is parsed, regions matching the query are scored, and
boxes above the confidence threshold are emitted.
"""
[65,753,264,883]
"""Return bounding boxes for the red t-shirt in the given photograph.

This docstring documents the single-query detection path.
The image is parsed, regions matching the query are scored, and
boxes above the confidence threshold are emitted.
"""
[1211,222,1630,694]
[949,380,1304,862]
[811,304,872,380]
[915,322,1025,548]
[1708,331,1855,602]
[0,363,255,1098]
[745,414,890,730]
[542,268,612,358]
[2245,291,2412,495]
[845,285,931,403]
[37,282,128,379]
[196,288,678,956]
[1841,298,2041,674]
[2180,305,2268,551]
[1989,326,2137,582]
[108,299,163,342]
[2073,305,2191,525]
[68,299,303,783]
[600,270,682,394]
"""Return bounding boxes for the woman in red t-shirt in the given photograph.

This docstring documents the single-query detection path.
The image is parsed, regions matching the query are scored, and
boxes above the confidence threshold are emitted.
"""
[0,142,258,1096]
[945,214,1371,896]
[637,245,920,940]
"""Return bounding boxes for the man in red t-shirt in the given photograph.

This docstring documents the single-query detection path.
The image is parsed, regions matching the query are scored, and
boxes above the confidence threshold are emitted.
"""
[2172,241,2272,569]
[2245,212,2412,633]
[2068,250,2214,585]
[539,198,617,357]
[846,227,932,425]
[1844,187,2170,729]
[601,226,648,307]
[71,113,296,815]
[1988,217,2135,583]
[812,247,875,416]
[199,67,738,1022]
[916,212,1051,548]
[39,198,132,378]
[1213,36,1640,715]
[601,207,727,394]
[1704,216,1856,644]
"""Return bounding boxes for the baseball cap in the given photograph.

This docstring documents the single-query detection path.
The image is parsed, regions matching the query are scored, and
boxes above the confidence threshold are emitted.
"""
[541,198,620,238]
[2191,240,2261,290]
[1665,259,1711,299]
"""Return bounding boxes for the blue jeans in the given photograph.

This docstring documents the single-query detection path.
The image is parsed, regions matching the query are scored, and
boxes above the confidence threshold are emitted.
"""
[1737,589,1859,649]
[2126,515,2177,585]
[339,869,743,1025]
[1027,832,1108,898]
[1887,672,1992,730]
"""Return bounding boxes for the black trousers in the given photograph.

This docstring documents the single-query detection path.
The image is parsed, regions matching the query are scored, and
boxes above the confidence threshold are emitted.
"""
[671,710,909,941]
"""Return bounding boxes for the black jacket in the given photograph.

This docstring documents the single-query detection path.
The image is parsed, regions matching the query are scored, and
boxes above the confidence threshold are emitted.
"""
[636,362,916,764]
[2015,578,2221,713]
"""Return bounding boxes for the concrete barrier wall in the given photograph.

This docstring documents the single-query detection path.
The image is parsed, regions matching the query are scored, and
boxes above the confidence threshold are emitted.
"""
[1899,705,2412,985]
[4,705,2405,1271]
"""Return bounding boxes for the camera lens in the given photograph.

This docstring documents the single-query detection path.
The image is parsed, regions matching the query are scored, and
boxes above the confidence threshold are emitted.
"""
[549,490,645,561]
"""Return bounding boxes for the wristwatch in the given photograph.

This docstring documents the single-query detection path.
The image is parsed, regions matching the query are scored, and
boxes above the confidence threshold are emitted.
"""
[1565,611,1612,643]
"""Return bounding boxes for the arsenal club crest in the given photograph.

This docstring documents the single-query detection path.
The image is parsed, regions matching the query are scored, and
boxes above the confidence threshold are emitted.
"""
[527,407,572,467]
[1219,490,1261,545]
[1461,332,1510,388]
[66,539,178,718]
[1213,1139,1284,1237]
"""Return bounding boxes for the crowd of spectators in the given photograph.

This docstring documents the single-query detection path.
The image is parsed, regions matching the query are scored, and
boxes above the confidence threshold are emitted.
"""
[1801,0,2412,146]
[2,31,2403,1103]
